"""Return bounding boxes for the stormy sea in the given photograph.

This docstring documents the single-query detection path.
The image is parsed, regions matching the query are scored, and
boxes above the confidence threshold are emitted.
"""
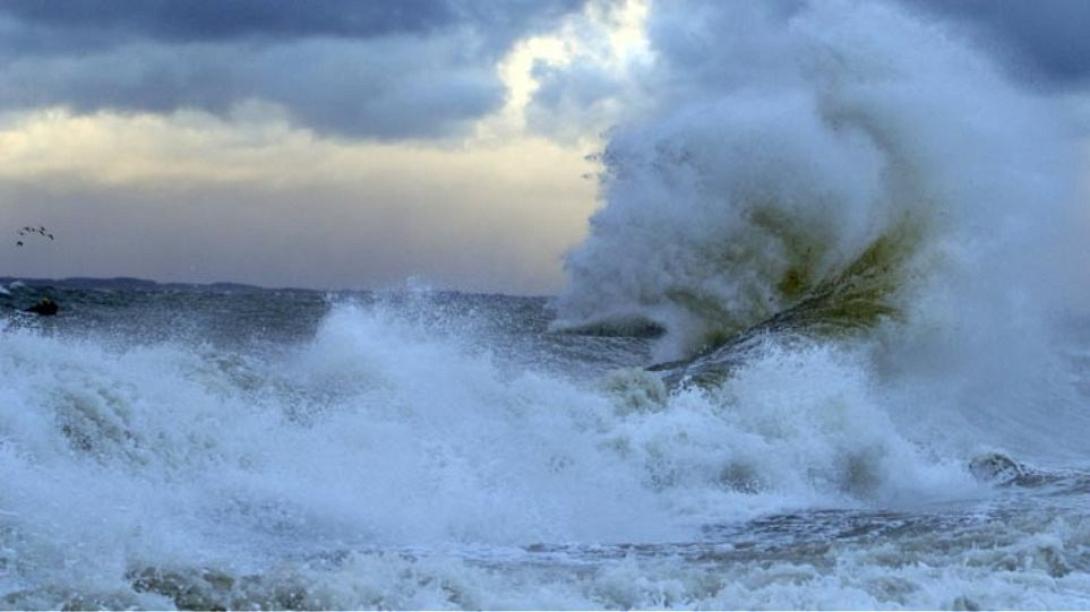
[1,276,1089,610]
[4,1,1090,610]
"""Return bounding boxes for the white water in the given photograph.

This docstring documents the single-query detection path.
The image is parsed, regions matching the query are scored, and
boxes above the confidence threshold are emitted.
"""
[555,0,1082,359]
[552,0,1090,460]
[3,0,1090,608]
[1,295,1088,608]
[0,304,968,553]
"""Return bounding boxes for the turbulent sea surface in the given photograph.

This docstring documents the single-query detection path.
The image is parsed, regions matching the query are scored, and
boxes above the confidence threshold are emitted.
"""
[0,281,1089,610]
[5,1,1090,609]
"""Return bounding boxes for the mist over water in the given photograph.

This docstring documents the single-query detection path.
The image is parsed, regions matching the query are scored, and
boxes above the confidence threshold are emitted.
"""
[554,0,1090,460]
[3,1,1090,609]
[557,2,1078,354]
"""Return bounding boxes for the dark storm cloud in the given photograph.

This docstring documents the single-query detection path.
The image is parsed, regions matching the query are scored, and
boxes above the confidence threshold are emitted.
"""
[901,0,1090,87]
[0,0,584,138]
[0,0,455,43]
[0,35,507,139]
[0,1,583,52]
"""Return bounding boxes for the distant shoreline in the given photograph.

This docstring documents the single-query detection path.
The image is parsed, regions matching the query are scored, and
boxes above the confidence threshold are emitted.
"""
[0,276,552,299]
[0,276,276,293]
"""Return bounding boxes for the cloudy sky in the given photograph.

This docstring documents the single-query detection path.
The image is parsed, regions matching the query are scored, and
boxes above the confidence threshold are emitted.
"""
[0,0,1086,293]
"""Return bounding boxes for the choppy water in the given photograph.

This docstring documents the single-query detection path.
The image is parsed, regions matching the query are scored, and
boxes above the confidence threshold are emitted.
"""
[0,281,1089,610]
[5,1,1090,608]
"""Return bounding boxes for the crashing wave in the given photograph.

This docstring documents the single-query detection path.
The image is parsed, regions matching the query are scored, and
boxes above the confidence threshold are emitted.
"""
[648,223,917,387]
[552,1,1077,375]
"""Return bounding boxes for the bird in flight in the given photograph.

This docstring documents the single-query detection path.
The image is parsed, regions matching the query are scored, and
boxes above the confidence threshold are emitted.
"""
[15,226,53,246]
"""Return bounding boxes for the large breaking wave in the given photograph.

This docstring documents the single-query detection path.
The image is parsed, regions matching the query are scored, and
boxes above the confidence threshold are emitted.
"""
[1,298,988,608]
[553,0,1081,364]
[3,1,1090,608]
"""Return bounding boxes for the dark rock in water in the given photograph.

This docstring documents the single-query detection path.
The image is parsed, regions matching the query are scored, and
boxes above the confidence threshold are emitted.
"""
[967,453,1063,488]
[968,452,1032,486]
[969,453,1024,485]
[24,297,59,316]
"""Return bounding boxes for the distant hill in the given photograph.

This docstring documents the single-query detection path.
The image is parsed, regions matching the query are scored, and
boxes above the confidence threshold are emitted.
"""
[0,276,268,293]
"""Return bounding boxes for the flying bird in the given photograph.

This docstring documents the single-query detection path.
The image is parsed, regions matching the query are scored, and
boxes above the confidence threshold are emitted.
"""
[14,225,53,247]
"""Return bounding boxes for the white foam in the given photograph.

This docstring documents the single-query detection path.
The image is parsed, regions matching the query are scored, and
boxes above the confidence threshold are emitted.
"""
[0,297,994,600]
[554,0,1081,365]
[3,2,1089,606]
[552,0,1090,462]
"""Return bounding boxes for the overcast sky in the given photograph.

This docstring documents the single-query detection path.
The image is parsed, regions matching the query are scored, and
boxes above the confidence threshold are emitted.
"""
[0,0,1087,293]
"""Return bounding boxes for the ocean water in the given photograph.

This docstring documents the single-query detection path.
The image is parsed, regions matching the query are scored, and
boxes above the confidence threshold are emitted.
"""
[0,282,1088,610]
[4,1,1090,609]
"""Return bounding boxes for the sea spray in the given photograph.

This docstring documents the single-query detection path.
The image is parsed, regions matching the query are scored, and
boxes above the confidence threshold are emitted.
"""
[0,285,1088,608]
[3,1,1090,608]
[553,1,1079,365]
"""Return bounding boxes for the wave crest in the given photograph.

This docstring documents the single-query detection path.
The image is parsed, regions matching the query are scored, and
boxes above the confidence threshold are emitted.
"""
[552,1,1077,364]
